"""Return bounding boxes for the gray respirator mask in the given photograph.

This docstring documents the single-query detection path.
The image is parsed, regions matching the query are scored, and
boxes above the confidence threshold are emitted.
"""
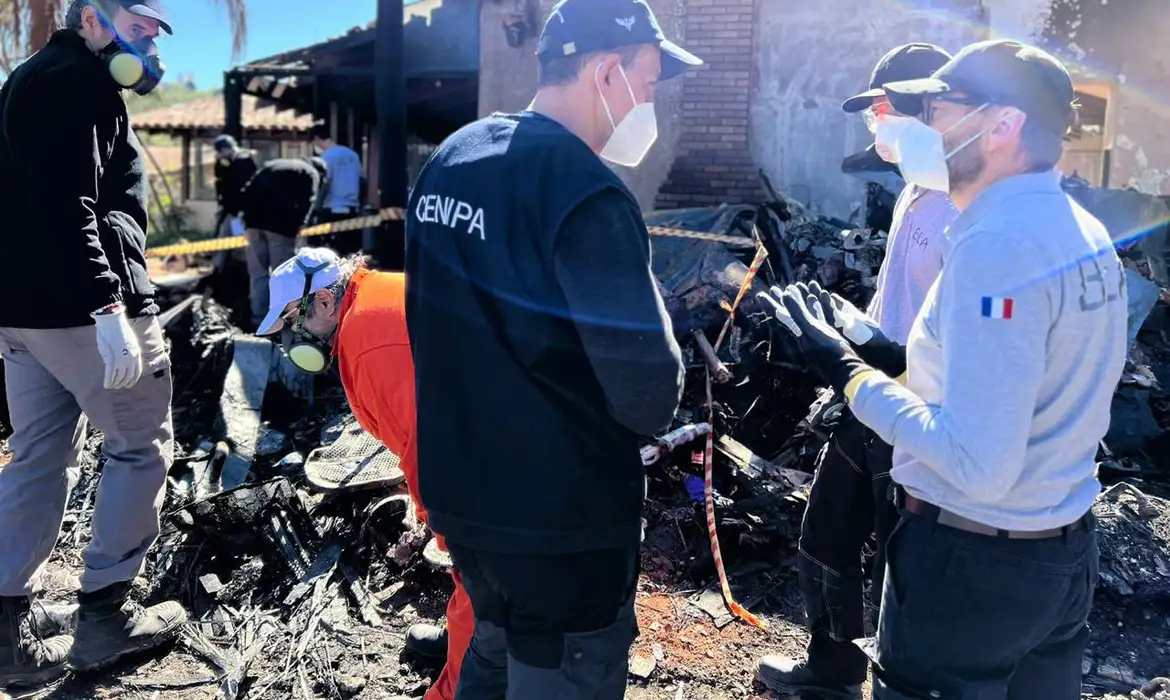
[97,27,164,96]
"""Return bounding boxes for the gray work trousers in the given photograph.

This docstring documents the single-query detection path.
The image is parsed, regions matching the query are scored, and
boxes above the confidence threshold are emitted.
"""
[0,318,173,597]
[447,543,639,700]
[244,228,298,330]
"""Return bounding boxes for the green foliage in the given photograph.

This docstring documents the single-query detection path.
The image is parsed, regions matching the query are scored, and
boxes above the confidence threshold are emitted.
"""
[145,171,211,247]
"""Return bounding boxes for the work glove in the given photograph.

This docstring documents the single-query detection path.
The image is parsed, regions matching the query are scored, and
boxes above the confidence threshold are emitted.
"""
[805,386,847,436]
[804,281,907,377]
[92,306,143,390]
[757,285,872,396]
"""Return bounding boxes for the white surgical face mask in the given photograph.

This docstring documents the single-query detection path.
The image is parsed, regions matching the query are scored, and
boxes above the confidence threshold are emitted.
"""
[596,64,658,168]
[894,103,990,193]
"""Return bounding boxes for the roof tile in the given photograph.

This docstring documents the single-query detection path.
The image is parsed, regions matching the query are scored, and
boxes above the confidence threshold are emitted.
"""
[132,94,314,134]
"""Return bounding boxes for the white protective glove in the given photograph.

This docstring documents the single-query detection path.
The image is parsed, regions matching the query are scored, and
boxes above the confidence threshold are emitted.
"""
[92,307,144,390]
[810,281,878,346]
[759,285,805,337]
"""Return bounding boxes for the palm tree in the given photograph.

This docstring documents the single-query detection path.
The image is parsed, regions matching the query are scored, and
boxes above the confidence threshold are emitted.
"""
[0,0,247,73]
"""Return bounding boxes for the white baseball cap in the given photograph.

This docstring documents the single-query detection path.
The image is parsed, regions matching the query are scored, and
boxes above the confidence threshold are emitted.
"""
[255,247,343,336]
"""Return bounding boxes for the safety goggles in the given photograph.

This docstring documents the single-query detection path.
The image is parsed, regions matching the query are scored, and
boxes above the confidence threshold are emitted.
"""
[862,101,896,133]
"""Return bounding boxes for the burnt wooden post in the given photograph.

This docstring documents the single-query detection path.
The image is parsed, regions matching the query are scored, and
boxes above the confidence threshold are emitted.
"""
[223,70,244,142]
[374,0,407,270]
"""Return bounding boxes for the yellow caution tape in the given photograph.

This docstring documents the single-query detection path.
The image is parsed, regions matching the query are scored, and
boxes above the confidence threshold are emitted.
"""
[144,207,754,258]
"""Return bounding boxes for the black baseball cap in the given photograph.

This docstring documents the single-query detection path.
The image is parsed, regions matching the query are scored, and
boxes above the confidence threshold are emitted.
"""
[883,39,1076,135]
[119,0,172,35]
[842,43,951,114]
[537,0,702,80]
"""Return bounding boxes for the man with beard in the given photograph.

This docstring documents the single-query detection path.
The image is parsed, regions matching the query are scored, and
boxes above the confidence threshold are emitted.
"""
[754,43,956,699]
[255,247,472,700]
[0,0,186,687]
[760,39,1125,699]
[406,0,695,695]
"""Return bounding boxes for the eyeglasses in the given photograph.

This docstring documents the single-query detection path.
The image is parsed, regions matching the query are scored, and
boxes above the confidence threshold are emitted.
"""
[862,101,895,133]
[279,303,301,327]
[923,94,988,124]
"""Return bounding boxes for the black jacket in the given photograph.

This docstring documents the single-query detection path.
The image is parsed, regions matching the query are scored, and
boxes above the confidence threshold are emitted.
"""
[406,113,681,555]
[240,158,321,237]
[215,150,257,216]
[0,30,156,328]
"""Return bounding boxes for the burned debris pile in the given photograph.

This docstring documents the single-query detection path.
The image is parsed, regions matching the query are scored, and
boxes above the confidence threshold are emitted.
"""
[1094,483,1170,601]
[3,178,1170,698]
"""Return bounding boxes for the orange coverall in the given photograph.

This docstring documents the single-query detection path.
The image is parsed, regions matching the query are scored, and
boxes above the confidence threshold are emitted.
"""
[334,268,472,700]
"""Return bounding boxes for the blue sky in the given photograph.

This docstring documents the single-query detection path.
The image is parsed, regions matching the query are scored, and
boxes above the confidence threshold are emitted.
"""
[159,0,380,90]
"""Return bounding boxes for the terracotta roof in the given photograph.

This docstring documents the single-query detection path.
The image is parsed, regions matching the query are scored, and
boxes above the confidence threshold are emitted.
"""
[132,94,314,134]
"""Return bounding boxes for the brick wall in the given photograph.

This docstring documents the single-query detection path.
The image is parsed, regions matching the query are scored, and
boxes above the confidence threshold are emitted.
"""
[655,0,761,209]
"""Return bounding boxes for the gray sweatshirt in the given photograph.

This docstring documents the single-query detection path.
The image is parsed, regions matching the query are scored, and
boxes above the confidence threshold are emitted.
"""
[848,171,1127,531]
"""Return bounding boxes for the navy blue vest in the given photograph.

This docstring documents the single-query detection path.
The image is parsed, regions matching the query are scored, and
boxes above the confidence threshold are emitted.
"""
[406,112,646,554]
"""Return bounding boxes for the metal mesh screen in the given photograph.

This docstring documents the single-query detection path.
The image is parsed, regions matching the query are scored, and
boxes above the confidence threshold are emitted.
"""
[304,414,404,491]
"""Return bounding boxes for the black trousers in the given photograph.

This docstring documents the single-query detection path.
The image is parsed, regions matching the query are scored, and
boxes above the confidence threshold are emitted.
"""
[315,209,362,256]
[872,505,1098,700]
[797,411,897,685]
[446,543,639,700]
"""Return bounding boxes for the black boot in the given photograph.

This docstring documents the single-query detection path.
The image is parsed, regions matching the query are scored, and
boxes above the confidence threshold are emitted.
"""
[755,656,863,698]
[405,623,448,661]
[70,582,187,673]
[0,596,72,688]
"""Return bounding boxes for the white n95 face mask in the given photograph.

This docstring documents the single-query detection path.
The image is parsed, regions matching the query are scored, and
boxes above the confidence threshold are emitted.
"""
[873,114,914,163]
[596,64,658,168]
[894,104,990,193]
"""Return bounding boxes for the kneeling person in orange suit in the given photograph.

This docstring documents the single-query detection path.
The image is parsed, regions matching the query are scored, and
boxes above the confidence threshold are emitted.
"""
[255,247,472,700]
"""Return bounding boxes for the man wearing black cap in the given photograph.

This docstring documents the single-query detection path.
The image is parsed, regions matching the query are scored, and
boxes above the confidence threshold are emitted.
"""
[759,39,1125,699]
[755,43,956,699]
[405,0,699,696]
[0,0,186,687]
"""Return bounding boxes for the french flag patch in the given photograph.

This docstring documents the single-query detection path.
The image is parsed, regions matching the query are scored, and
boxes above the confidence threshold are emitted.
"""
[981,296,1014,319]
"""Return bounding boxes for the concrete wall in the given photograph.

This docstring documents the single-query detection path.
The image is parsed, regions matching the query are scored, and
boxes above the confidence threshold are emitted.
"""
[749,0,986,219]
[477,0,687,211]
